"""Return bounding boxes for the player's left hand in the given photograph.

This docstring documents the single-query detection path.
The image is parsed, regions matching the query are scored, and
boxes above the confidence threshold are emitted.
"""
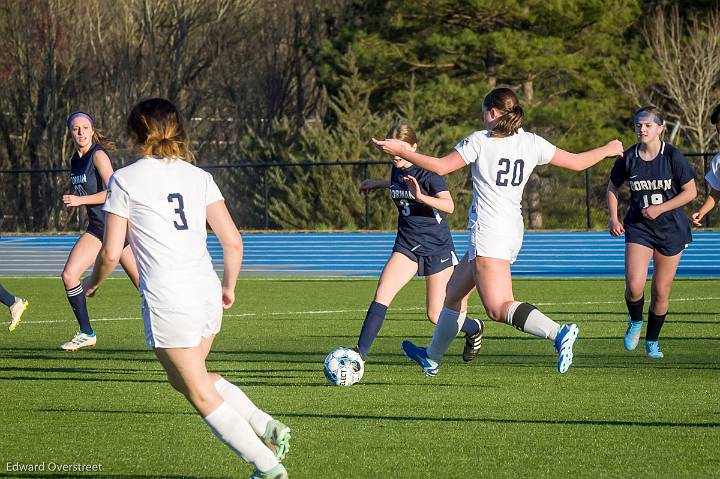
[691,211,704,227]
[641,205,664,220]
[222,286,235,309]
[372,138,406,157]
[402,175,423,202]
[62,195,83,207]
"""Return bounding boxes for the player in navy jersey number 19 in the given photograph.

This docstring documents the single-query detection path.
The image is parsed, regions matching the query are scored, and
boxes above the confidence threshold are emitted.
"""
[691,104,720,228]
[60,112,139,351]
[607,106,697,359]
[355,124,482,371]
[85,98,289,479]
[374,87,624,375]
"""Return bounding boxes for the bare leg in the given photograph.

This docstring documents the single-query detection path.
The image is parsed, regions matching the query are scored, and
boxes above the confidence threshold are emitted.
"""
[424,266,453,325]
[155,343,279,471]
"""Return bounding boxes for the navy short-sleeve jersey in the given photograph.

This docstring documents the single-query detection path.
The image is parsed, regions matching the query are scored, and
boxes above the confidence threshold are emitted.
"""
[610,142,694,242]
[389,165,455,256]
[69,144,107,230]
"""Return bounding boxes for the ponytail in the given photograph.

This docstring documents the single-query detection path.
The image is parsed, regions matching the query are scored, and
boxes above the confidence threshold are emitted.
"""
[482,88,524,138]
[127,98,194,162]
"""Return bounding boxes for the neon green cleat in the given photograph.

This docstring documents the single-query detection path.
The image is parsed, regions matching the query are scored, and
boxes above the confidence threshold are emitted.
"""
[261,420,291,461]
[249,463,287,479]
[8,298,28,332]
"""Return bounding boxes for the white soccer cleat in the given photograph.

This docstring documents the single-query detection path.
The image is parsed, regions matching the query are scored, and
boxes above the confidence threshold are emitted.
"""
[61,331,97,351]
[8,298,28,332]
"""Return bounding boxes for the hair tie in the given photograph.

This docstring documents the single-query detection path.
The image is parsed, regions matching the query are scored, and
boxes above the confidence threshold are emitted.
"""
[66,111,94,130]
[634,111,663,126]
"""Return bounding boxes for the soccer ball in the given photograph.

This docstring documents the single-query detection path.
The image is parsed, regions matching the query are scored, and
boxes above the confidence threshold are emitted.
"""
[323,347,364,386]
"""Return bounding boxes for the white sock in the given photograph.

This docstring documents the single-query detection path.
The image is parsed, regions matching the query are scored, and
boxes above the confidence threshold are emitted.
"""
[214,377,272,437]
[426,307,465,362]
[203,402,278,472]
[506,301,560,340]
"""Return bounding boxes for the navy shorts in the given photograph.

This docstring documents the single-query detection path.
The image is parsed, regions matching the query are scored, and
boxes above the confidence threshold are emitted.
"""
[86,221,105,242]
[624,222,690,257]
[393,244,459,276]
[85,220,129,248]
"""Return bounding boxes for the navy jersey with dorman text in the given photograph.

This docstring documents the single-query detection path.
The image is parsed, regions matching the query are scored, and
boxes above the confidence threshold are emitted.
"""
[390,165,454,256]
[610,142,694,243]
[70,144,107,231]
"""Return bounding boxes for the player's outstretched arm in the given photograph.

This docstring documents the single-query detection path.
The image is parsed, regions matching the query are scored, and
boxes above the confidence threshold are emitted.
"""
[550,140,624,171]
[207,200,243,309]
[692,187,720,226]
[372,138,465,176]
[606,180,624,237]
[359,179,391,192]
[85,213,127,295]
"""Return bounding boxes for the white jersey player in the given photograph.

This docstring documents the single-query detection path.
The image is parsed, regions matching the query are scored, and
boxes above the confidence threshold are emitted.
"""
[457,127,557,263]
[373,87,624,375]
[103,157,224,347]
[86,98,290,479]
[691,104,720,228]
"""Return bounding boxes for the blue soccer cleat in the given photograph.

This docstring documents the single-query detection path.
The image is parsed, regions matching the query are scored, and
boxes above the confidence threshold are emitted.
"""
[401,340,439,377]
[554,323,579,374]
[624,320,643,351]
[645,340,664,359]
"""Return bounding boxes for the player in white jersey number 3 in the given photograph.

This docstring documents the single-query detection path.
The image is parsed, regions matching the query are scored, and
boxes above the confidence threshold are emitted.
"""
[85,98,290,479]
[373,87,624,375]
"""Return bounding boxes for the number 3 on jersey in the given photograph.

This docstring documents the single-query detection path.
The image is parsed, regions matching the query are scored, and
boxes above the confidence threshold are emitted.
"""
[167,193,188,230]
[399,199,411,216]
[496,158,525,186]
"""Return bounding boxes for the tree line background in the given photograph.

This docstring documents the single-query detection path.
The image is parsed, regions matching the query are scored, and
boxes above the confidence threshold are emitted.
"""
[1,0,719,232]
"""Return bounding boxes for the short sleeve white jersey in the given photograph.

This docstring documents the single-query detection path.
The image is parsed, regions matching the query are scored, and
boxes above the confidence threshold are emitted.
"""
[705,153,720,192]
[454,128,556,232]
[103,157,224,307]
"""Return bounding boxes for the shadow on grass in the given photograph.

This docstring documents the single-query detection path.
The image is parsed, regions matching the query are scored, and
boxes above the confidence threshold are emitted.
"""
[278,411,720,429]
[34,407,719,429]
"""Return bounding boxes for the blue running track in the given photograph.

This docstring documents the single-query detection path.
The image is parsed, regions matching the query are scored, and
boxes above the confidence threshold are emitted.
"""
[1,231,719,277]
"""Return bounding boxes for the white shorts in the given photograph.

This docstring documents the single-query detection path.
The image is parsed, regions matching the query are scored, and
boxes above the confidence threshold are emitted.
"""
[468,225,524,264]
[142,297,223,349]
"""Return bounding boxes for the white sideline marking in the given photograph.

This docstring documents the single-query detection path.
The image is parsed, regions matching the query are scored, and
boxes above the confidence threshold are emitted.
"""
[15,296,720,326]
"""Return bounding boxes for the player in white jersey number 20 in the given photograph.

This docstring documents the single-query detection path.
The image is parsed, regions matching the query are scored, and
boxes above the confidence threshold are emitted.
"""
[374,87,624,375]
[85,98,290,479]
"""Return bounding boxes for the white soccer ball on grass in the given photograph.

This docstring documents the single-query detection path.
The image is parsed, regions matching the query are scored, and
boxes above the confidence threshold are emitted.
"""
[323,347,364,386]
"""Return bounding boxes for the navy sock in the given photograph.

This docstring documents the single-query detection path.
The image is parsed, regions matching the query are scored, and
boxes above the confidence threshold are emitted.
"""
[646,309,666,341]
[460,316,480,336]
[0,284,15,307]
[66,284,93,335]
[356,301,388,359]
[625,295,644,322]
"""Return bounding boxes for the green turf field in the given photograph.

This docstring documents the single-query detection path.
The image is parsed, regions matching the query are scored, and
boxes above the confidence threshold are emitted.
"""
[0,276,718,478]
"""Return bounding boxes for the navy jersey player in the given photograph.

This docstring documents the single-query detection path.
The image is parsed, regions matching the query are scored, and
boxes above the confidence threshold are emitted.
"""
[691,104,720,227]
[607,105,697,359]
[374,88,623,375]
[355,124,482,370]
[60,112,139,351]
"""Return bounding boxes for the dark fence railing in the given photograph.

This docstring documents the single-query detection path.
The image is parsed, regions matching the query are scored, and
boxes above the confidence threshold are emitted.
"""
[0,152,717,232]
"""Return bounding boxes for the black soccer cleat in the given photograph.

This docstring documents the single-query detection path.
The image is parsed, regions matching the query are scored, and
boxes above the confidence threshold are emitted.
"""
[462,319,484,362]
